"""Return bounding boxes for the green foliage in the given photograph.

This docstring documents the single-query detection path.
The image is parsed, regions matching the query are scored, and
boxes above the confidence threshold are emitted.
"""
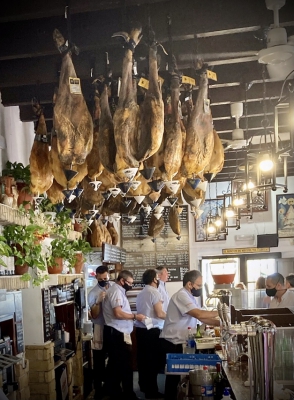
[0,235,12,268]
[3,224,48,286]
[47,238,76,269]
[71,238,92,255]
[38,198,56,213]
[2,161,31,187]
[53,209,72,238]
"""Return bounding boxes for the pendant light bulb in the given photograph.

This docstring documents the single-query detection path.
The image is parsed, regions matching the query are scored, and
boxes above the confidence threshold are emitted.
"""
[243,181,255,191]
[225,206,235,218]
[207,224,216,234]
[214,217,222,227]
[259,154,274,172]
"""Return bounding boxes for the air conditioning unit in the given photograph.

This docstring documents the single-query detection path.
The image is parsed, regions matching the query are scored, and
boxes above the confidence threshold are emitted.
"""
[234,234,255,242]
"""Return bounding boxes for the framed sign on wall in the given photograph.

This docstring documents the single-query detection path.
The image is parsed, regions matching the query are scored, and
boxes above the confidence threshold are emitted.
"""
[195,199,226,242]
[277,193,294,238]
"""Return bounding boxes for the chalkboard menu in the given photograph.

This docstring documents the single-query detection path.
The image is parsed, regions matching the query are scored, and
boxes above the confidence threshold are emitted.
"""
[121,206,189,282]
[102,243,127,264]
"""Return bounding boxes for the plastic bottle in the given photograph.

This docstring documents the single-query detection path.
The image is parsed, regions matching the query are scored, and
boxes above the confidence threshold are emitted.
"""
[200,366,214,398]
[184,326,195,354]
[221,388,233,399]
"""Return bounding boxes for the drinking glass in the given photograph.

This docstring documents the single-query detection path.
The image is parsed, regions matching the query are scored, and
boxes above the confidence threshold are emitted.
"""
[229,344,239,370]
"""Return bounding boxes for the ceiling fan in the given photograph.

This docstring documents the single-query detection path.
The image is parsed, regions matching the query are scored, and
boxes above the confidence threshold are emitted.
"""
[258,0,294,81]
[221,102,248,152]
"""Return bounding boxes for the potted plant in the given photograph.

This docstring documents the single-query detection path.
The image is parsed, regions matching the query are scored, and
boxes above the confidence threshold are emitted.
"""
[3,224,48,285]
[46,238,76,274]
[71,238,92,273]
[38,198,57,223]
[52,208,73,238]
[0,235,12,268]
[2,161,32,208]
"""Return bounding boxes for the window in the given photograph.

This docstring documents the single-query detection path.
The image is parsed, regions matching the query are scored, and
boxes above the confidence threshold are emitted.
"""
[246,259,277,290]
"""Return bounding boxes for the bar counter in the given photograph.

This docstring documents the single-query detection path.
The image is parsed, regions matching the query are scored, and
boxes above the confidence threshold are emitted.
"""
[221,360,250,400]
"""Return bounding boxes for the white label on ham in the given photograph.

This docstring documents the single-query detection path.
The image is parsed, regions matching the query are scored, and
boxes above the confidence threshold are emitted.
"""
[69,77,82,94]
[204,98,210,114]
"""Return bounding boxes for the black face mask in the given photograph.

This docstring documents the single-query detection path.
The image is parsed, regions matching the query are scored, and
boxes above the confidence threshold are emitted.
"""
[98,280,109,288]
[266,287,277,297]
[122,282,132,292]
[191,288,202,297]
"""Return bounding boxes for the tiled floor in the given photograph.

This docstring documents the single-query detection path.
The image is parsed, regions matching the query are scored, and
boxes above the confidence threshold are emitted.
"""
[85,372,166,400]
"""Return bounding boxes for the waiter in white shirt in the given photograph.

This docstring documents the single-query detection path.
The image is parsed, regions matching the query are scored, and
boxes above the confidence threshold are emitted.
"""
[135,269,166,399]
[103,270,145,400]
[266,272,294,308]
[156,267,170,313]
[88,265,113,400]
[160,270,219,400]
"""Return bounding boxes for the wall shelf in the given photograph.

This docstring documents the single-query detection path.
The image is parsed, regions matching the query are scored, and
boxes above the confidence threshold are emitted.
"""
[0,276,30,290]
[0,204,29,226]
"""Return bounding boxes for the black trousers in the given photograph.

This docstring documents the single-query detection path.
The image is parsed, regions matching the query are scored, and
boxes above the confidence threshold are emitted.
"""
[92,325,110,397]
[136,327,161,397]
[159,338,183,400]
[104,325,137,400]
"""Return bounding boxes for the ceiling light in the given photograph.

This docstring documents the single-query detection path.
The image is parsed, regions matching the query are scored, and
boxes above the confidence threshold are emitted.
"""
[233,198,244,207]
[225,206,235,218]
[207,226,216,234]
[214,217,222,227]
[242,181,255,190]
[259,154,274,172]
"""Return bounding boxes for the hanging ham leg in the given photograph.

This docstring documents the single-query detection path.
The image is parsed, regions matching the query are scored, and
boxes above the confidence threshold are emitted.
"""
[137,35,164,161]
[113,27,142,172]
[53,29,93,165]
[204,128,224,178]
[49,136,88,189]
[29,102,53,195]
[86,90,104,179]
[163,74,185,180]
[98,85,116,173]
[181,69,214,177]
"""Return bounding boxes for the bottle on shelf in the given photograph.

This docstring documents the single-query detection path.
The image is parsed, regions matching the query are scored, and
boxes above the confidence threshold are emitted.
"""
[214,362,224,400]
[221,388,233,399]
[195,323,202,338]
[200,365,214,398]
[184,326,195,354]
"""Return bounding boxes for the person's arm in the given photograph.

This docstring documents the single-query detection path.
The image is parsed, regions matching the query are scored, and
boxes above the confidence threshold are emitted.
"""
[113,306,146,322]
[90,291,105,319]
[198,317,220,326]
[187,308,219,324]
[154,301,166,319]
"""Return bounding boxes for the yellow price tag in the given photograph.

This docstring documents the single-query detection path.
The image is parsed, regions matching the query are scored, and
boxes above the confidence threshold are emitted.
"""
[207,70,217,81]
[138,77,149,90]
[182,75,196,86]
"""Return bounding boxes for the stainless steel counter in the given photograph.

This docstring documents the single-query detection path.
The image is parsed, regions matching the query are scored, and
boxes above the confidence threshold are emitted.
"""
[222,361,250,400]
